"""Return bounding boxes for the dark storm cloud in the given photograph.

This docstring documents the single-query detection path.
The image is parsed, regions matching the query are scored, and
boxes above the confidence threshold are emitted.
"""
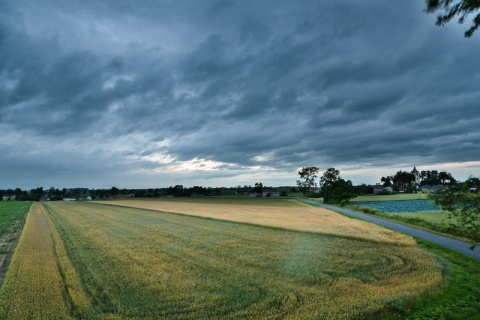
[1,0,480,188]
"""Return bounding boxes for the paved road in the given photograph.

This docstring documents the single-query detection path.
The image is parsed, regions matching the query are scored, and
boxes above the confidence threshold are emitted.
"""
[296,198,480,261]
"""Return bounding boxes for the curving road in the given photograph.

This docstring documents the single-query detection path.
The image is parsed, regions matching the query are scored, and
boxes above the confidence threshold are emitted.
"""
[296,198,480,261]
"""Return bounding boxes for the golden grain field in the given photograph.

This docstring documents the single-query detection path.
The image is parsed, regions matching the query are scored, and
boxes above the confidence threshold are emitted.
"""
[102,198,415,245]
[0,199,444,319]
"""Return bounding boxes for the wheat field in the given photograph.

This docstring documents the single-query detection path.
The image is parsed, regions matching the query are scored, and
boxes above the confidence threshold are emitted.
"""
[0,199,443,319]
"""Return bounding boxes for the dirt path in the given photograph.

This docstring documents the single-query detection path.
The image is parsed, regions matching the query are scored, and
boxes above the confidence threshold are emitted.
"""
[297,198,480,261]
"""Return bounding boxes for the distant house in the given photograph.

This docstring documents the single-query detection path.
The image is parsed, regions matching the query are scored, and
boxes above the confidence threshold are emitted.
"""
[39,195,51,201]
[63,197,77,201]
[190,193,205,197]
[262,188,280,197]
[384,186,393,193]
[372,185,393,194]
[372,185,384,194]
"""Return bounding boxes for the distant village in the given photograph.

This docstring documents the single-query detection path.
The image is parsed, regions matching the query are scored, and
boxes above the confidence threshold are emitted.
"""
[1,166,478,202]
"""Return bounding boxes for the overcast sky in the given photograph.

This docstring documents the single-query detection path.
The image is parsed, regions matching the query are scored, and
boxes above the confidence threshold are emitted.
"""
[1,0,479,189]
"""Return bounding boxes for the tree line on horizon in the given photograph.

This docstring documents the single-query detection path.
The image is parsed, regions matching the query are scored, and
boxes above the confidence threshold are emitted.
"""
[381,170,457,188]
[0,184,295,201]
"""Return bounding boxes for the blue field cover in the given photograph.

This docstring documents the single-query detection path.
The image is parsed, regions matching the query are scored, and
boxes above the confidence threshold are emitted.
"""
[354,200,441,213]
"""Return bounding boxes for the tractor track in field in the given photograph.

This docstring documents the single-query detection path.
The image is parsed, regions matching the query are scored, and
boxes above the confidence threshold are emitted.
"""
[296,198,480,261]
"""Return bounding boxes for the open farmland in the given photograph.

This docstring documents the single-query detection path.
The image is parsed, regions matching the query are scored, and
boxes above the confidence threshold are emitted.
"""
[0,200,443,319]
[0,202,30,282]
[104,198,416,244]
[354,200,441,213]
[352,194,428,202]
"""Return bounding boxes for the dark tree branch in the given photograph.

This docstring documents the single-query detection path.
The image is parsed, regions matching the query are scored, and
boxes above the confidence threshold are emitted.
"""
[426,0,480,37]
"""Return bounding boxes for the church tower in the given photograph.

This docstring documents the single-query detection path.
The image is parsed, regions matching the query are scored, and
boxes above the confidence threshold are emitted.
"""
[411,165,420,185]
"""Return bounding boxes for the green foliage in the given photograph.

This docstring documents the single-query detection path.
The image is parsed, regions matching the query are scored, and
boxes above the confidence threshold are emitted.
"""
[0,202,30,236]
[0,202,31,288]
[349,205,380,215]
[319,167,340,192]
[317,168,356,205]
[407,240,480,320]
[304,191,321,198]
[323,179,357,205]
[436,184,480,249]
[296,167,319,195]
[392,170,415,191]
[426,0,480,37]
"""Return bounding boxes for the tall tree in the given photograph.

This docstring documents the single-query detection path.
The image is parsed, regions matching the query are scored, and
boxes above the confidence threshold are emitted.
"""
[381,176,393,187]
[319,168,340,194]
[465,176,480,189]
[392,171,415,190]
[426,0,480,37]
[254,182,263,194]
[110,186,119,196]
[297,167,319,195]
[437,183,480,249]
[323,179,357,205]
[318,168,356,204]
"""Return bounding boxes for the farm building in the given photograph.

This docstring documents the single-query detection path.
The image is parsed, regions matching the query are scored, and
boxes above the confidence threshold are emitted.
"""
[372,185,393,194]
[39,195,51,201]
[262,188,280,197]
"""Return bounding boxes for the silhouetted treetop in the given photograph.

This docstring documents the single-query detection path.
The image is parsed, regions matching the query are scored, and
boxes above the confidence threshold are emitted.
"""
[426,0,480,37]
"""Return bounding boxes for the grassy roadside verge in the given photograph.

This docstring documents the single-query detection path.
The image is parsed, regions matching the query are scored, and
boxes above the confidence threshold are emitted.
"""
[407,240,480,320]
[347,204,471,244]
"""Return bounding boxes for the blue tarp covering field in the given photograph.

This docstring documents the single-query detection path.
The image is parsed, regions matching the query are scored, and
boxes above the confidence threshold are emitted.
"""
[354,200,441,213]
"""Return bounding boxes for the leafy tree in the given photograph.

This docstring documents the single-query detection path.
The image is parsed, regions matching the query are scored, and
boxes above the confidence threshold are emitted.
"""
[297,167,319,195]
[323,179,357,205]
[355,184,373,195]
[426,0,480,37]
[465,176,480,189]
[393,171,415,190]
[381,176,393,187]
[254,182,263,194]
[167,185,184,197]
[419,170,456,186]
[110,186,119,196]
[437,183,480,249]
[317,168,357,205]
[319,168,340,194]
[14,188,22,198]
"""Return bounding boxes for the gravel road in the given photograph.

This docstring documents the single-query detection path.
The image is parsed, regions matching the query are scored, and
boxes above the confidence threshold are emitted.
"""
[296,198,480,261]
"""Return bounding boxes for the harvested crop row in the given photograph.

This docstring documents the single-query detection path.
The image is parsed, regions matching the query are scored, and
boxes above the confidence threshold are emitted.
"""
[0,203,90,319]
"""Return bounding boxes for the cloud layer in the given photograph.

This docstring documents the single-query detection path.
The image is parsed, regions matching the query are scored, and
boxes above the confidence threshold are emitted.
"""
[1,0,480,188]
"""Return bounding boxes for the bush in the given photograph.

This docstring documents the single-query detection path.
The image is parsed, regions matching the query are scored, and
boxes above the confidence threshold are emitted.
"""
[305,191,321,198]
